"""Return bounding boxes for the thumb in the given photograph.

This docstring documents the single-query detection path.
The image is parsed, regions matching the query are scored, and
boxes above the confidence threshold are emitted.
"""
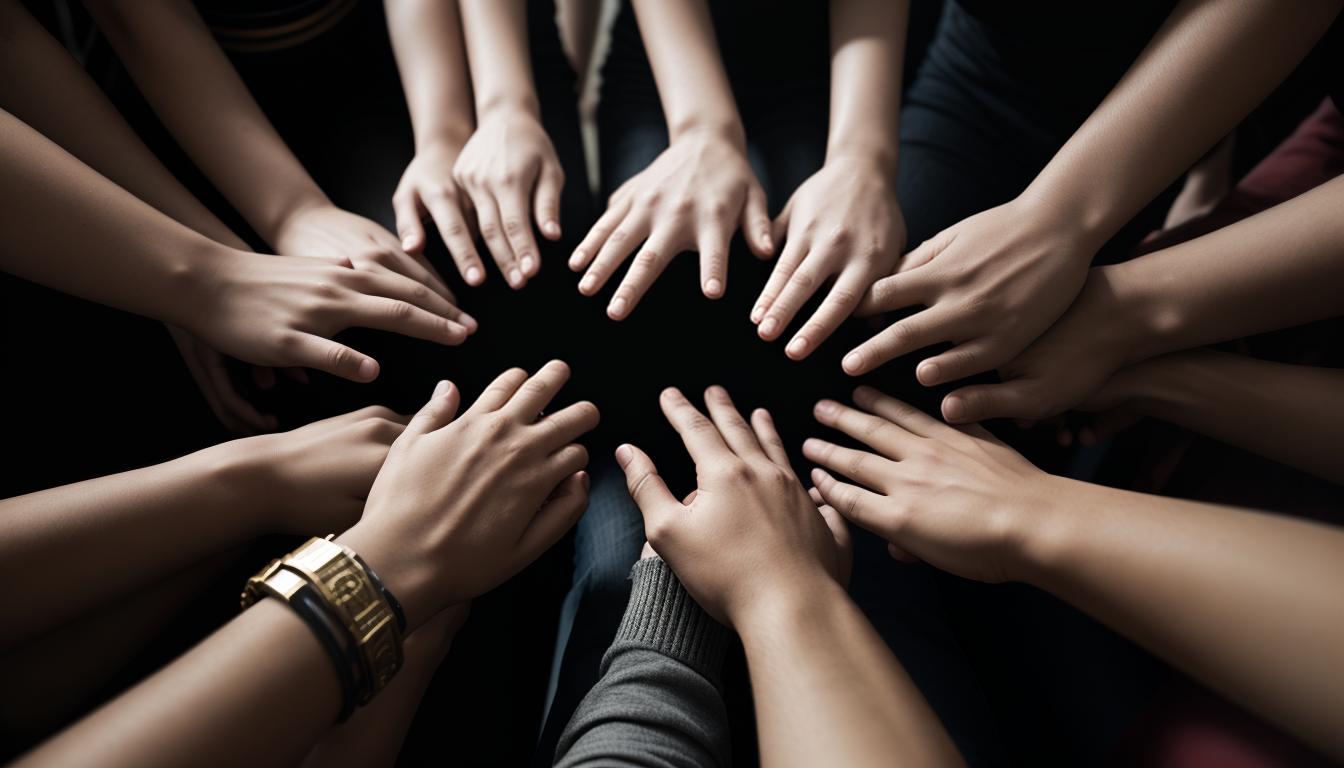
[407,379,461,435]
[615,443,678,531]
[942,380,1038,424]
[742,182,773,258]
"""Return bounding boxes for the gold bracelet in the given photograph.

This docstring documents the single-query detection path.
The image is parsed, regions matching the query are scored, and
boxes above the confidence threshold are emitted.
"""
[243,536,404,707]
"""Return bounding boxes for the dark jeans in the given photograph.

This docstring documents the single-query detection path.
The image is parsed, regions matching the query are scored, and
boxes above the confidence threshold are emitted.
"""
[538,1,1182,765]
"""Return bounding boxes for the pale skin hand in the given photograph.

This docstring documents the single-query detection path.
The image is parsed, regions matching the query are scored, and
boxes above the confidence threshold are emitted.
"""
[808,386,1344,760]
[0,406,406,648]
[392,140,484,284]
[571,130,772,319]
[616,386,962,768]
[16,368,596,768]
[849,0,1341,390]
[456,0,565,289]
[753,0,908,360]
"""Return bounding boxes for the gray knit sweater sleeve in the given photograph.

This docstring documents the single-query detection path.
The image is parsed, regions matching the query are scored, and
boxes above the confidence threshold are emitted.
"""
[553,557,733,768]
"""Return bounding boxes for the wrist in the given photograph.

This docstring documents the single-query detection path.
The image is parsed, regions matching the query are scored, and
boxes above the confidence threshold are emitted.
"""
[1014,180,1115,256]
[167,240,246,332]
[1096,260,1186,365]
[187,441,272,539]
[825,138,899,179]
[668,117,746,151]
[258,187,333,246]
[336,521,434,633]
[1010,474,1091,587]
[414,121,474,155]
[732,568,846,641]
[475,92,540,122]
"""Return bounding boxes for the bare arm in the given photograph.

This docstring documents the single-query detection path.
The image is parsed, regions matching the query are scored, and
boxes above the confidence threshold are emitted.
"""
[809,387,1344,761]
[947,175,1344,423]
[1100,350,1344,485]
[753,0,909,359]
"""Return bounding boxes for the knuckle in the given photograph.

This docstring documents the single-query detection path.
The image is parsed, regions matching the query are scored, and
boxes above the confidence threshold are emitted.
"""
[828,286,860,308]
[788,271,817,291]
[385,300,415,321]
[826,226,853,246]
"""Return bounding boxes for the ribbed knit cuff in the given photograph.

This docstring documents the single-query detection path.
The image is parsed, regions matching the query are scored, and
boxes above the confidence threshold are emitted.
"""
[609,557,733,686]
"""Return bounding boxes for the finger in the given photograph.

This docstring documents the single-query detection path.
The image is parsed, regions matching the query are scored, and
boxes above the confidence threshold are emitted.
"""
[842,306,953,376]
[533,162,565,241]
[504,359,572,421]
[544,444,590,486]
[570,197,630,271]
[288,334,379,382]
[606,231,676,320]
[942,380,1038,424]
[580,211,651,297]
[498,180,542,280]
[753,233,807,326]
[407,379,462,435]
[252,365,277,391]
[615,443,679,530]
[916,339,1002,387]
[852,386,945,438]
[856,266,934,317]
[770,198,793,256]
[206,354,275,431]
[808,485,824,505]
[392,187,428,255]
[696,213,732,299]
[283,367,310,384]
[367,227,456,304]
[702,386,766,461]
[469,367,530,414]
[180,351,247,434]
[818,504,853,582]
[811,467,887,535]
[517,470,588,561]
[423,189,487,287]
[741,182,773,257]
[535,400,601,448]
[759,248,835,343]
[784,268,869,360]
[813,398,919,459]
[802,438,892,490]
[659,387,731,464]
[349,265,471,327]
[346,295,470,346]
[469,192,522,288]
[888,541,921,563]
[750,408,790,467]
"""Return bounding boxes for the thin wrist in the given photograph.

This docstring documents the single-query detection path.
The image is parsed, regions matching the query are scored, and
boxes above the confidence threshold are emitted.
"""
[668,116,746,150]
[475,92,540,121]
[825,137,899,178]
[336,522,434,634]
[164,239,242,331]
[257,187,332,246]
[1011,474,1091,587]
[733,570,846,642]
[414,121,474,155]
[188,442,272,539]
[1098,260,1186,365]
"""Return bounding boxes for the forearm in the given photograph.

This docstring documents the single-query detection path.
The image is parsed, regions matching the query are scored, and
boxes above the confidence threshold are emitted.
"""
[825,0,908,174]
[630,0,742,143]
[1025,0,1340,242]
[0,108,226,325]
[16,600,341,768]
[458,0,540,120]
[386,0,475,151]
[1121,350,1344,485]
[739,578,962,768]
[0,445,260,647]
[1101,175,1344,361]
[1023,480,1344,759]
[0,0,247,250]
[83,0,329,242]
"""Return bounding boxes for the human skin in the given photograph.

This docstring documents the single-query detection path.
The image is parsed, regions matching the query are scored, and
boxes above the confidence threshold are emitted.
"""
[82,0,454,300]
[14,363,597,768]
[0,109,473,382]
[617,387,963,767]
[849,0,1342,401]
[807,386,1344,760]
[942,175,1344,425]
[569,0,773,320]
[752,0,909,361]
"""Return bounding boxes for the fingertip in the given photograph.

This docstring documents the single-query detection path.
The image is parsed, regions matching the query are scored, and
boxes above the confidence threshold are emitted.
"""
[465,265,484,286]
[607,296,629,320]
[357,357,380,382]
[916,360,941,386]
[615,443,634,468]
[544,220,562,240]
[785,335,810,360]
[942,394,967,423]
[568,250,586,271]
[703,278,724,299]
[842,350,866,376]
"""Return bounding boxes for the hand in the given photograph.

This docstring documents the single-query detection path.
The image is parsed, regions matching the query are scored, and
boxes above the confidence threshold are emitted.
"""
[936,266,1139,423]
[452,109,565,289]
[217,405,408,535]
[570,129,773,320]
[392,139,488,286]
[273,202,457,305]
[343,361,599,628]
[167,324,277,433]
[847,195,1099,387]
[753,153,905,360]
[805,386,1054,583]
[615,386,849,626]
[188,251,474,382]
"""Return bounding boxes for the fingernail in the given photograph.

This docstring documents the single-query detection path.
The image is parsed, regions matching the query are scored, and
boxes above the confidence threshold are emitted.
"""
[579,275,597,294]
[704,278,723,297]
[569,250,585,270]
[546,220,561,238]
[521,256,536,275]
[760,317,779,338]
[943,395,965,422]
[802,437,823,455]
[608,296,628,319]
[750,305,764,323]
[763,232,774,251]
[459,313,478,332]
[786,337,808,357]
[842,352,864,375]
[358,358,379,381]
[433,379,450,397]
[814,400,837,418]
[917,361,940,385]
[509,268,523,287]
[401,236,415,251]
[579,470,590,491]
[615,444,633,467]
[466,266,483,285]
